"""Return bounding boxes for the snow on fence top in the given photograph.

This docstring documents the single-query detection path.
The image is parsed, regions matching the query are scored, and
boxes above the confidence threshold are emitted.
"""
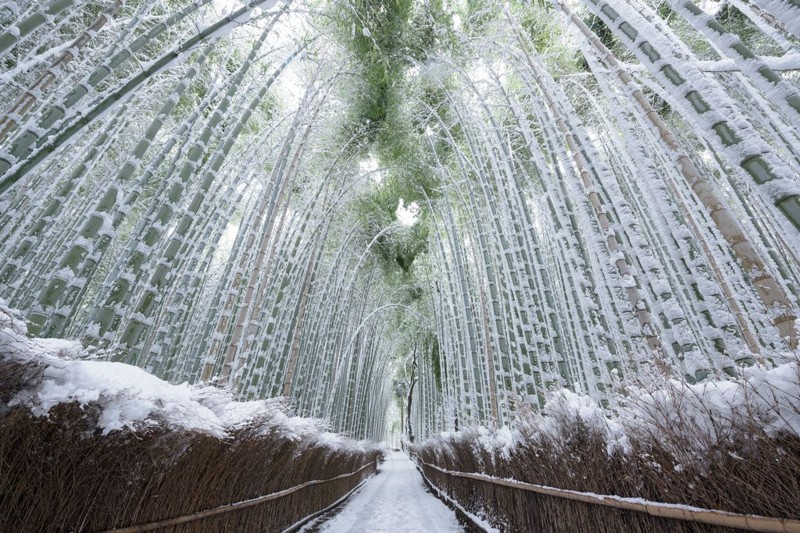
[0,301,374,452]
[422,361,800,461]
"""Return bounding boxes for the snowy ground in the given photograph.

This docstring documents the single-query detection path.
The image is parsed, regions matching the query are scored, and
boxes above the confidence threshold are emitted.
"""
[313,451,464,532]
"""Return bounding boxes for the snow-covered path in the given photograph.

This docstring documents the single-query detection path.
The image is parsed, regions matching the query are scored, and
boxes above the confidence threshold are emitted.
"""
[317,450,464,532]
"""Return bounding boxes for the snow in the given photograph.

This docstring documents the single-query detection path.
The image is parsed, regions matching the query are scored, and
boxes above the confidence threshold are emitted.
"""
[313,451,464,533]
[626,362,800,447]
[396,198,420,226]
[10,359,229,436]
[0,302,375,451]
[753,0,800,39]
[423,478,500,533]
[421,360,800,461]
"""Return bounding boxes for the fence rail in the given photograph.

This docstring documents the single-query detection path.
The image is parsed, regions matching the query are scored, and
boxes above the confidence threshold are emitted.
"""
[414,458,800,533]
[104,460,378,533]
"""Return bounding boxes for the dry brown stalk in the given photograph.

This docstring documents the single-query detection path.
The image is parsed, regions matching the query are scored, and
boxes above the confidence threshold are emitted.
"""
[411,419,800,532]
[415,460,800,533]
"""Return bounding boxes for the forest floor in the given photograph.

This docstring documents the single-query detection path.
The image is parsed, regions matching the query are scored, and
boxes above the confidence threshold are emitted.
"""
[306,450,465,532]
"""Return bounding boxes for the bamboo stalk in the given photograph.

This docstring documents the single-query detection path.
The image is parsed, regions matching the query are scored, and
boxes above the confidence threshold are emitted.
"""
[556,0,797,350]
[507,10,671,373]
[0,0,77,60]
[0,1,121,143]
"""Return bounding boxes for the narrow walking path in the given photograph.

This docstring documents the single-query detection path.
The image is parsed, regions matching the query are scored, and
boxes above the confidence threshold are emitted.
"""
[315,450,464,532]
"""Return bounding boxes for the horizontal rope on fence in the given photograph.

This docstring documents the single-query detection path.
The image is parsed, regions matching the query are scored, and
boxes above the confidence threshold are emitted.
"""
[414,458,800,533]
[103,460,378,533]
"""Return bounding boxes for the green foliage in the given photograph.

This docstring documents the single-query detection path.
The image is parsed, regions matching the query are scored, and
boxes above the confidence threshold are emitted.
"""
[715,2,783,56]
[393,224,430,275]
[353,176,430,277]
[653,1,716,60]
[496,3,587,76]
[461,0,499,34]
[330,0,453,132]
[584,14,617,55]
[656,2,676,21]
[327,0,461,295]
[423,331,442,391]
[242,92,277,137]
[340,0,411,126]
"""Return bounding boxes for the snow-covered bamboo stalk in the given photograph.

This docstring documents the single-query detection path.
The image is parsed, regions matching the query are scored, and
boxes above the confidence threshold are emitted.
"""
[0,0,290,194]
[201,94,311,382]
[727,0,798,53]
[88,17,294,343]
[666,0,800,127]
[749,0,800,39]
[571,44,748,363]
[508,12,670,374]
[439,183,488,423]
[557,0,797,349]
[0,0,78,60]
[0,1,121,143]
[578,0,800,237]
[494,73,619,394]
[217,81,328,386]
[1,0,213,148]
[121,47,306,351]
[26,45,214,337]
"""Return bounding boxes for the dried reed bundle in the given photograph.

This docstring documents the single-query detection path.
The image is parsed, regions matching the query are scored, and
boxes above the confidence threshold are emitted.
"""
[412,414,800,532]
[0,397,380,532]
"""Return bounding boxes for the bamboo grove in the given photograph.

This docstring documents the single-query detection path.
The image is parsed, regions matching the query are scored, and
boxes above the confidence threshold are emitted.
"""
[0,0,798,441]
